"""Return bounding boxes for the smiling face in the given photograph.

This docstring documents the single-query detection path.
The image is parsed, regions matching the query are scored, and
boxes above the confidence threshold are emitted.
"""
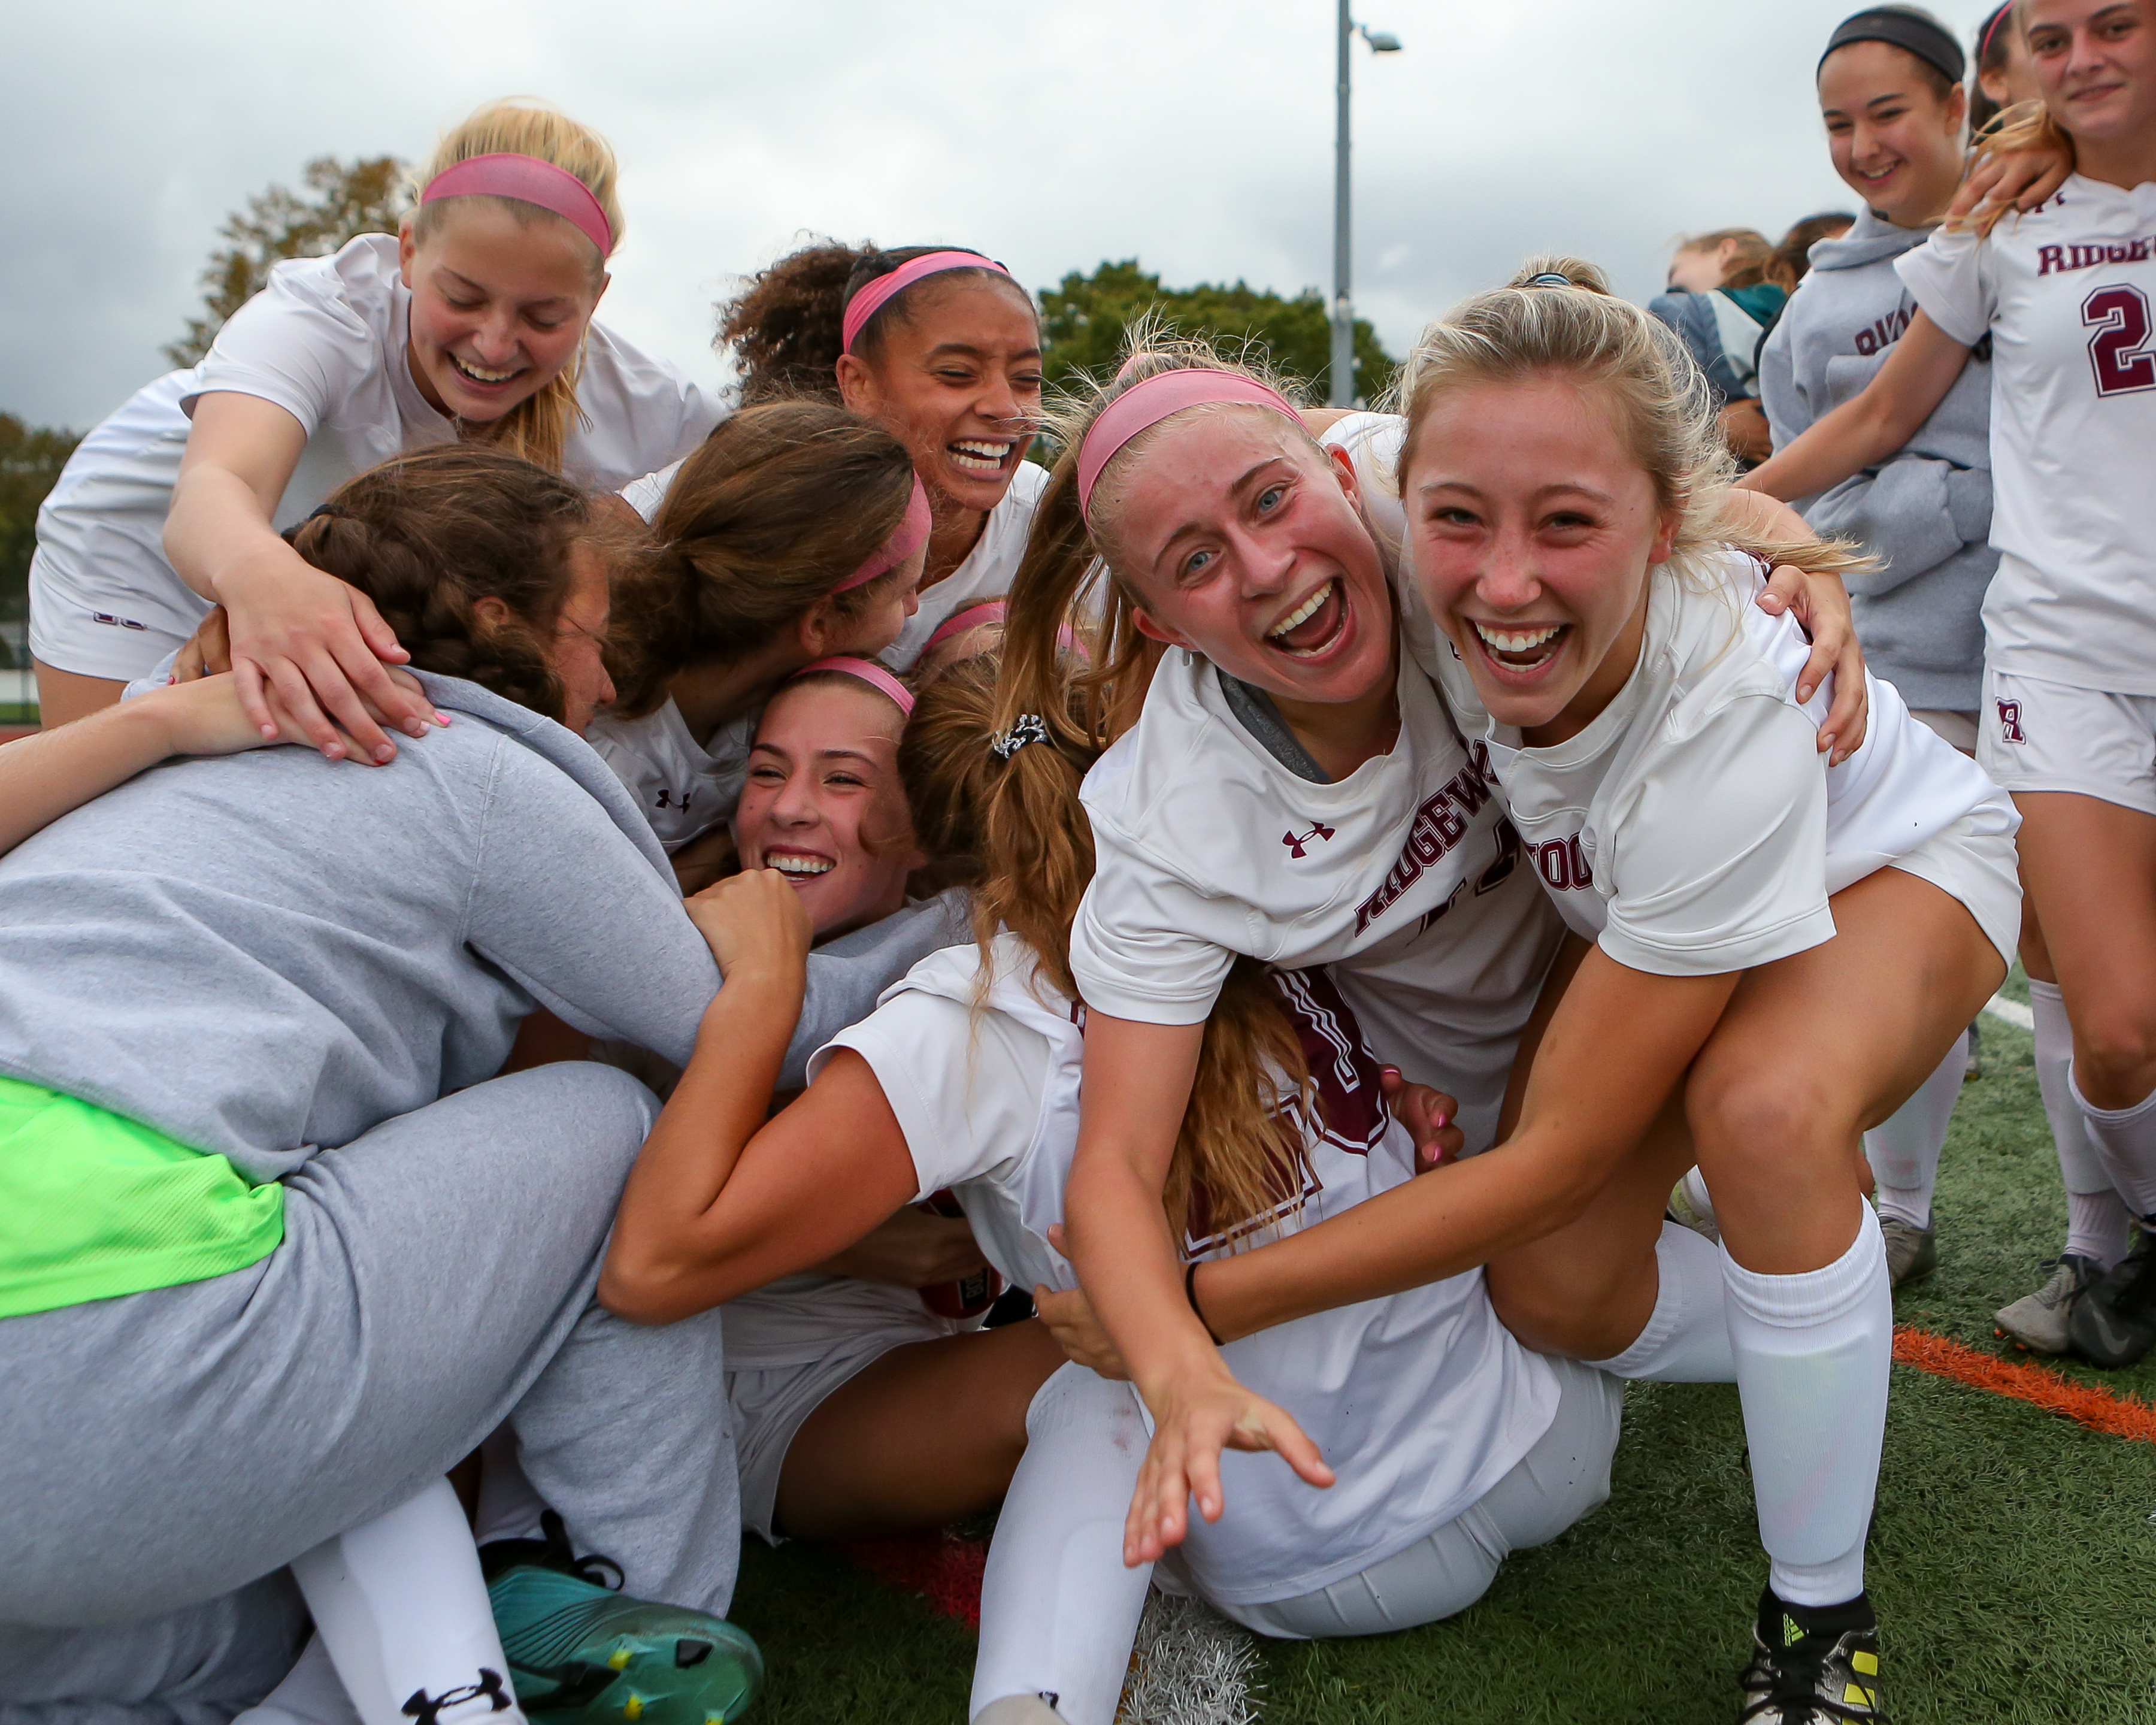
[837,276,1043,516]
[1818,41,1968,226]
[1101,406,1395,711]
[1403,373,1677,745]
[399,202,607,423]
[2024,0,2156,144]
[735,679,918,939]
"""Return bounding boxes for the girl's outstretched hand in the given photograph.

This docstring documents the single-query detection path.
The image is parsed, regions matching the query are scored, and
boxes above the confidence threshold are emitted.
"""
[148,667,441,764]
[686,868,813,990]
[217,550,432,764]
[1124,1357,1333,1567]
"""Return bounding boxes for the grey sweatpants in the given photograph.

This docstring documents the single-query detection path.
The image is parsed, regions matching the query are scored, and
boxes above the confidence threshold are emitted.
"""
[0,1063,738,1725]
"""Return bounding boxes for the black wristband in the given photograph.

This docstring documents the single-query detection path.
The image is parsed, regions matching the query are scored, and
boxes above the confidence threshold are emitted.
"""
[1185,1259,1224,1345]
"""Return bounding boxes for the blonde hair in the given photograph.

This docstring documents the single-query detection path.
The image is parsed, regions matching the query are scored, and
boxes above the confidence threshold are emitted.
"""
[1394,256,1869,586]
[409,98,623,472]
[973,325,1334,1243]
[1673,227,1792,291]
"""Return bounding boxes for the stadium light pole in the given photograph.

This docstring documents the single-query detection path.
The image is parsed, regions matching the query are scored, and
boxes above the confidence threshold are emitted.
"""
[1332,4,1403,407]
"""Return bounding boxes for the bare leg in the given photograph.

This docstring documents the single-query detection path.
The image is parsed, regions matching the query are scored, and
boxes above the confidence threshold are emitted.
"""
[774,1320,1066,1540]
[31,659,128,728]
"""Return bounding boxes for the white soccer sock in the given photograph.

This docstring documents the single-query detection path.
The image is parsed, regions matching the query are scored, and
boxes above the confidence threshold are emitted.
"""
[1722,1209,1892,1609]
[2068,1189,2133,1269]
[2032,982,2127,1264]
[290,1478,525,1725]
[972,1366,1153,1725]
[2069,1067,2156,1221]
[231,1636,362,1725]
[1585,1221,1735,1382]
[1864,1043,1961,1230]
[473,1427,547,1548]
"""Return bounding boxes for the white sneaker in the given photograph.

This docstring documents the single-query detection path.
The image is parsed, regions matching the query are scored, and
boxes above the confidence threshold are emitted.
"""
[1994,1255,2100,1355]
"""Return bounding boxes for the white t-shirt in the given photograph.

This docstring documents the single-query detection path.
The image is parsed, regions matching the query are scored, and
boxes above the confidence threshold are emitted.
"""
[1896,175,2156,694]
[815,933,1561,1606]
[30,234,722,672]
[882,460,1050,672]
[586,698,757,854]
[1068,639,1558,1149]
[1431,549,2016,976]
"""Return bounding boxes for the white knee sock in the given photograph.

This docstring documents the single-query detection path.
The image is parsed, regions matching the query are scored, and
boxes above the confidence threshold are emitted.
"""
[232,1636,362,1725]
[2032,981,2130,1264]
[1721,1209,1892,1609]
[1864,1043,1961,1230]
[1585,1222,1735,1383]
[2070,1067,2156,1222]
[971,1367,1154,1725]
[290,1478,523,1725]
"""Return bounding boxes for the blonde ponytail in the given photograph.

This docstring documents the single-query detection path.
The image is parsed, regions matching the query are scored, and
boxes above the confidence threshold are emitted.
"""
[410,98,623,473]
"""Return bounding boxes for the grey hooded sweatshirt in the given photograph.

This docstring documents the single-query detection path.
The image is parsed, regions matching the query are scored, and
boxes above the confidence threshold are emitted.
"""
[0,671,962,1184]
[1759,207,1995,713]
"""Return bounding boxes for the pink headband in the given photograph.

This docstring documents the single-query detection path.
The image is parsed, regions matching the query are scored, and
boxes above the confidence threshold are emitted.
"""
[841,250,1012,353]
[835,475,932,594]
[1978,3,2012,62]
[1074,370,1303,515]
[792,656,915,716]
[921,600,1007,653]
[420,153,613,259]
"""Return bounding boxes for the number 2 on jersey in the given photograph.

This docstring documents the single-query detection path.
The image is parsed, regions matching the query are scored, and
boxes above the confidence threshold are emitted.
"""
[2084,284,2156,397]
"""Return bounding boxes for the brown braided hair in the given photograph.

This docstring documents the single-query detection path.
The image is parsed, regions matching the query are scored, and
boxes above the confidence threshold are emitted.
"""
[286,444,599,722]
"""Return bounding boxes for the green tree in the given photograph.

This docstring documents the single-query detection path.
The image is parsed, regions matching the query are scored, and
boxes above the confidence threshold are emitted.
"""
[1037,258,1397,405]
[0,416,83,645]
[165,155,408,368]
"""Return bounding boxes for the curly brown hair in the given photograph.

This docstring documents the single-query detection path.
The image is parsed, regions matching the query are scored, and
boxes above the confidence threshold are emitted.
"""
[286,444,596,722]
[717,239,1029,403]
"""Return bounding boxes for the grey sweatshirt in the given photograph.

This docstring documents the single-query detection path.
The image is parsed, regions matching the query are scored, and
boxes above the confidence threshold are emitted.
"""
[0,671,963,1184]
[1759,208,1996,713]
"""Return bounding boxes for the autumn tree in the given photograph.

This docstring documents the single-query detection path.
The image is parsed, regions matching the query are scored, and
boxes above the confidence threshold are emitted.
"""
[1037,259,1397,407]
[165,156,408,368]
[0,416,83,643]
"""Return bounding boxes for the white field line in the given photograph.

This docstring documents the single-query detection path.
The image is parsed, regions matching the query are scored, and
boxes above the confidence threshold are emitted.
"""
[1984,994,2035,1031]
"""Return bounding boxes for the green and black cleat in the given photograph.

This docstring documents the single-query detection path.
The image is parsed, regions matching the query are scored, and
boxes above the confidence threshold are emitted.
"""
[1736,1588,1885,1724]
[482,1514,762,1725]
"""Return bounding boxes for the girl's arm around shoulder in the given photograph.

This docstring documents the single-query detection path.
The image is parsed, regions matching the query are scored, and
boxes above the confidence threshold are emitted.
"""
[1740,312,1973,507]
[0,671,439,860]
[601,870,916,1323]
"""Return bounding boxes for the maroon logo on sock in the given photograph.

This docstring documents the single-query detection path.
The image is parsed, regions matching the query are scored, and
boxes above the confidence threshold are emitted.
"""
[1996,698,2026,745]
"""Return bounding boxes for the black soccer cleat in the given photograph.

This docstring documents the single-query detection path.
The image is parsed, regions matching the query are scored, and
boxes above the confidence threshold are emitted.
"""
[2066,1230,2156,1368]
[1737,1589,1885,1723]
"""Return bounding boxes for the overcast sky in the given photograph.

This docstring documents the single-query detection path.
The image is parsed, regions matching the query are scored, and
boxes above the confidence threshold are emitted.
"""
[2,0,2004,432]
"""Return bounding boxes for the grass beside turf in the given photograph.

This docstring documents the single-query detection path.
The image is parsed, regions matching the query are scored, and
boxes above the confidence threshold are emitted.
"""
[729,991,2156,1721]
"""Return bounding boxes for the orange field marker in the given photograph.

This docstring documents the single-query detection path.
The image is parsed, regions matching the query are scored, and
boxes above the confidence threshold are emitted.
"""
[1894,1324,2156,1444]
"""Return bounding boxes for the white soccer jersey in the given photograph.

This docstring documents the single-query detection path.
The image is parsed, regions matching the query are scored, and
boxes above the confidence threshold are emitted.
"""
[1897,175,2156,695]
[1430,549,2017,976]
[881,460,1049,672]
[586,698,758,853]
[29,234,722,679]
[1069,643,1558,1148]
[816,933,1562,1607]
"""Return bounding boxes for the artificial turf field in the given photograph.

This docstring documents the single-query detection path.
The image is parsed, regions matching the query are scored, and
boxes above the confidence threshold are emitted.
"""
[726,967,2156,1723]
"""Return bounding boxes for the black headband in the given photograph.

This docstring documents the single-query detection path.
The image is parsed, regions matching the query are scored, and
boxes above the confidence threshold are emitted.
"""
[1820,7,1967,86]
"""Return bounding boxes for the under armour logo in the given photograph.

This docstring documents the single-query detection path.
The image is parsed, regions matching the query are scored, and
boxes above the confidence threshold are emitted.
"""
[655,787,694,811]
[91,612,147,631]
[401,1670,511,1725]
[1282,821,1336,859]
[1996,698,2025,745]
